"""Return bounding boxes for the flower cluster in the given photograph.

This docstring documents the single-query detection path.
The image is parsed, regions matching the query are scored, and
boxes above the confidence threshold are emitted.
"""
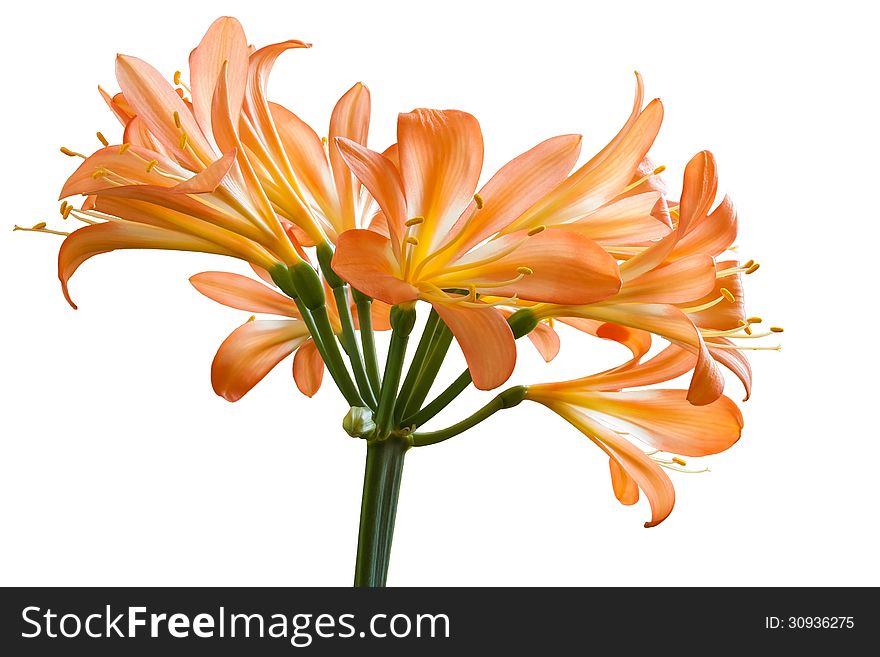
[22,17,779,528]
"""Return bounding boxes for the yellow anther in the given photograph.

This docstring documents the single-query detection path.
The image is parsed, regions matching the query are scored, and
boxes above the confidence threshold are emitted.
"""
[405,216,424,227]
[178,132,188,150]
[173,111,181,129]
[527,225,546,237]
[516,266,533,275]
[652,165,666,175]
[146,159,158,173]
[32,221,47,230]
[743,259,755,268]
[91,168,107,179]
[770,326,784,333]
[405,236,419,246]
[321,136,328,146]
[60,146,81,157]
[96,131,109,146]
[468,285,477,302]
[59,201,68,214]
[473,193,484,209]
[173,70,182,86]
[747,316,763,324]
[247,315,256,323]
[720,287,735,303]
[63,204,73,219]
[119,143,131,154]
[746,262,761,274]
[672,457,686,466]
[738,319,753,335]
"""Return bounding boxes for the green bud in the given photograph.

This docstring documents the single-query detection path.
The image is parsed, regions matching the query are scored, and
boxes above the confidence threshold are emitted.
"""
[289,261,326,310]
[507,308,539,339]
[343,406,376,439]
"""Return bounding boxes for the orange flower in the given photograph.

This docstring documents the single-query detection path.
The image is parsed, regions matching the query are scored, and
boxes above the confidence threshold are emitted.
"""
[329,102,670,388]
[526,345,744,527]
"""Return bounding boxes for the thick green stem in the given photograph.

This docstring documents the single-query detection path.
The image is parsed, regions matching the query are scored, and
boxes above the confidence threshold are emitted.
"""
[352,288,382,397]
[374,304,417,439]
[401,308,539,428]
[399,322,453,423]
[394,309,441,423]
[411,386,527,447]
[354,436,409,587]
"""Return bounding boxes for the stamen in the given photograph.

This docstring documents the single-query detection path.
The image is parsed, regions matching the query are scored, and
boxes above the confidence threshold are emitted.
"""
[173,111,181,129]
[473,193,484,209]
[405,216,424,227]
[61,203,73,219]
[746,262,761,274]
[247,315,256,323]
[516,266,533,276]
[173,70,182,85]
[119,143,131,154]
[527,225,546,237]
[681,296,725,314]
[60,146,85,158]
[711,343,781,351]
[720,287,735,303]
[13,224,70,236]
[405,236,419,246]
[738,319,753,336]
[96,131,109,146]
[146,159,159,173]
[770,326,784,333]
[672,457,686,466]
[91,168,108,179]
[621,164,666,194]
[32,221,47,230]
[743,259,755,268]
[747,316,762,324]
[178,132,189,150]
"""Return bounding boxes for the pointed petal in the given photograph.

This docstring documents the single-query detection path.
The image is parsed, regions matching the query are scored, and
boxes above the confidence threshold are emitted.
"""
[211,319,309,401]
[332,229,418,305]
[674,194,738,260]
[115,55,213,166]
[329,82,371,232]
[557,192,670,244]
[432,302,516,390]
[293,338,325,397]
[59,222,231,308]
[398,109,483,255]
[558,318,653,363]
[615,254,716,304]
[707,338,753,401]
[511,99,664,230]
[677,150,718,236]
[609,458,640,505]
[577,390,744,457]
[565,344,696,391]
[189,16,249,143]
[684,259,745,330]
[99,86,135,125]
[442,230,621,305]
[60,145,186,198]
[446,134,583,256]
[335,138,407,249]
[189,271,299,317]
[172,149,237,193]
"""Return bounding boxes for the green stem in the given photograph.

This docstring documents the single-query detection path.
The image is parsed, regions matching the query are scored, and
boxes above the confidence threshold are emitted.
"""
[401,308,539,428]
[374,304,417,439]
[332,285,377,410]
[393,309,441,423]
[353,289,382,397]
[354,436,409,587]
[399,322,453,423]
[411,386,527,447]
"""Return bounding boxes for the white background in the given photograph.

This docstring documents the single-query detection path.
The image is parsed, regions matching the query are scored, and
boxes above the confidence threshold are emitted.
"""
[1,0,877,586]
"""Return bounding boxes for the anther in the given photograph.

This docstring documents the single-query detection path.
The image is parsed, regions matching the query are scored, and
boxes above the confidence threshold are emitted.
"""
[178,132,188,150]
[173,111,181,129]
[672,457,686,466]
[743,259,755,268]
[146,159,158,173]
[119,143,131,154]
[405,216,424,227]
[747,316,763,324]
[96,131,109,146]
[652,165,666,175]
[516,266,533,275]
[473,193,484,209]
[247,315,256,323]
[60,146,83,157]
[173,70,182,85]
[738,319,753,336]
[527,225,546,237]
[746,262,760,274]
[32,221,47,230]
[770,326,784,333]
[91,168,107,179]
[720,287,735,303]
[405,236,419,246]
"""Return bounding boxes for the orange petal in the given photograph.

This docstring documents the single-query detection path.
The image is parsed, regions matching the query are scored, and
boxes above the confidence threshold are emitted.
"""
[329,82,371,233]
[172,149,237,194]
[564,344,696,391]
[60,145,185,198]
[511,98,664,230]
[190,271,299,317]
[59,222,231,309]
[398,109,483,255]
[609,458,639,505]
[115,55,213,167]
[271,102,339,224]
[445,134,583,257]
[684,259,745,331]
[99,85,135,125]
[332,229,418,305]
[211,319,310,402]
[335,138,407,249]
[292,338,325,397]
[674,194,738,260]
[557,192,670,245]
[559,318,653,363]
[549,402,674,527]
[575,390,744,457]
[123,115,173,157]
[189,16,249,144]
[707,337,753,402]
[432,302,516,390]
[573,302,724,405]
[442,229,621,305]
[614,254,717,304]
[499,308,560,362]
[677,150,718,235]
